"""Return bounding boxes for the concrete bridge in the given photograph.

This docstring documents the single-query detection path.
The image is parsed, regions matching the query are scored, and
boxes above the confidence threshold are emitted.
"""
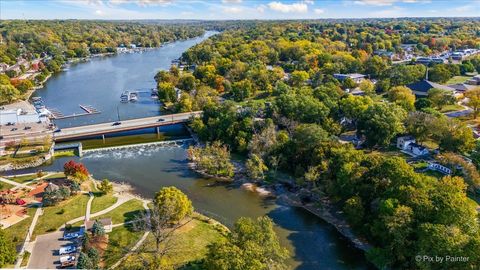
[53,111,202,142]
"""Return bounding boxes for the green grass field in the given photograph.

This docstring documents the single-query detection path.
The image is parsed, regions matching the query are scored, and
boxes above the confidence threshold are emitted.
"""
[33,194,90,237]
[446,76,472,85]
[5,207,37,246]
[91,193,118,214]
[95,199,145,224]
[102,225,144,268]
[6,174,37,184]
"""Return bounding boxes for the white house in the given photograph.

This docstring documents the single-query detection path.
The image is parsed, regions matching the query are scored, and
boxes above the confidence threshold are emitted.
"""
[333,73,366,84]
[397,136,429,157]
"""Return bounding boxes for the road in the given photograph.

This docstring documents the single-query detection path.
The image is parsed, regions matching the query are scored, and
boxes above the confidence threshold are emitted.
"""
[53,111,202,141]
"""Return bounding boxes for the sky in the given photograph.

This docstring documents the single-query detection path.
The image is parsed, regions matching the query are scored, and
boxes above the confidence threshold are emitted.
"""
[0,0,479,20]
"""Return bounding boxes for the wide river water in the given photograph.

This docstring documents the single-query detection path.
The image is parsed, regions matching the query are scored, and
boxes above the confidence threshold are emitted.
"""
[26,31,371,269]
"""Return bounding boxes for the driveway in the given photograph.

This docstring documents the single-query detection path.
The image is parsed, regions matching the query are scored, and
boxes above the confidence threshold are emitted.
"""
[28,231,78,269]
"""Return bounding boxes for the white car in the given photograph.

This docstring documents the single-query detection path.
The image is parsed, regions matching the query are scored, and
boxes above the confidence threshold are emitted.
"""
[59,245,76,255]
[60,255,76,267]
[63,231,83,240]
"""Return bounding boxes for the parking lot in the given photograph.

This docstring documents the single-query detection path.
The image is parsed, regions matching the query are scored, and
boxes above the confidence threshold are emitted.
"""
[28,231,78,269]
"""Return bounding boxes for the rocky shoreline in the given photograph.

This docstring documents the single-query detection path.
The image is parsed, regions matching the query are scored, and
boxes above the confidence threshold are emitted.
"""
[188,155,373,254]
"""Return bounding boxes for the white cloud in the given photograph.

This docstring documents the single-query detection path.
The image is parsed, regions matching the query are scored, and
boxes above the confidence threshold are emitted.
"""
[304,0,314,4]
[222,6,244,13]
[314,8,324,14]
[222,0,242,3]
[354,0,430,5]
[95,9,104,15]
[109,0,174,6]
[256,4,267,13]
[454,5,472,12]
[368,6,405,17]
[268,1,308,13]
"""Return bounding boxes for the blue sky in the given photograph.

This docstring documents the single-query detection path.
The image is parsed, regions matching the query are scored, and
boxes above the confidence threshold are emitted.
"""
[1,0,479,20]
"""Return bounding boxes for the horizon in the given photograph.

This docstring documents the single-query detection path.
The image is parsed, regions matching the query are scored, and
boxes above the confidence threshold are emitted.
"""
[1,0,479,20]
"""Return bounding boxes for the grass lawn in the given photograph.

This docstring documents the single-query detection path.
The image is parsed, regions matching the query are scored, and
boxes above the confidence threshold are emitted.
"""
[5,207,37,247]
[20,251,31,267]
[440,104,466,113]
[54,150,76,158]
[33,194,90,237]
[423,169,446,179]
[446,76,472,85]
[95,199,145,224]
[6,174,37,184]
[0,181,15,191]
[132,215,226,267]
[91,193,118,214]
[102,225,144,268]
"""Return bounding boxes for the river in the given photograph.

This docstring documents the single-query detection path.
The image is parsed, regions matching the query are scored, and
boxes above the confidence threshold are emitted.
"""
[26,32,371,269]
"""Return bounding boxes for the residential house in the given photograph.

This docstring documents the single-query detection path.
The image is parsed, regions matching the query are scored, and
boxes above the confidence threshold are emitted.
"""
[333,73,366,84]
[448,83,477,93]
[406,80,456,97]
[466,75,480,86]
[397,136,429,157]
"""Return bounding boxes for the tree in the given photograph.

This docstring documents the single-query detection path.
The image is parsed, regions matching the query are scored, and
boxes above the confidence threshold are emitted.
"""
[204,216,289,270]
[231,79,253,101]
[290,70,309,86]
[157,82,177,103]
[187,142,235,178]
[359,79,375,96]
[365,55,387,78]
[178,73,196,92]
[0,84,20,104]
[63,160,89,181]
[339,95,374,125]
[427,88,455,110]
[133,187,194,269]
[404,111,436,143]
[344,196,364,227]
[357,103,407,147]
[465,88,480,118]
[92,220,106,237]
[0,230,16,267]
[154,186,193,224]
[429,64,453,83]
[246,154,268,181]
[388,86,416,111]
[77,252,92,269]
[98,179,113,194]
[433,117,475,153]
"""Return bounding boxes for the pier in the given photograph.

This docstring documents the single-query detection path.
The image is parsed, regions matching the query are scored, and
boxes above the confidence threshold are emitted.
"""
[50,105,101,120]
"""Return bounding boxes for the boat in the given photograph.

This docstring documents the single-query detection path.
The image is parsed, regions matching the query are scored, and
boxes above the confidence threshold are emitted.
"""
[129,92,138,102]
[120,91,129,102]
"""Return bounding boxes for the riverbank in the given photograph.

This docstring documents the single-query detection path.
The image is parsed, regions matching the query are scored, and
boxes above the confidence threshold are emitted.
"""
[188,151,373,255]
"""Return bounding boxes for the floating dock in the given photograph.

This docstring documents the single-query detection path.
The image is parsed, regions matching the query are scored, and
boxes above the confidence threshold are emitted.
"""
[50,105,101,120]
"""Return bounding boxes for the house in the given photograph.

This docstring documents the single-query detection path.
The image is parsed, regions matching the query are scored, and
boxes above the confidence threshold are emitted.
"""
[85,218,113,233]
[448,83,477,93]
[407,80,456,97]
[45,182,60,193]
[406,143,429,156]
[333,73,366,84]
[428,162,452,175]
[466,75,480,86]
[397,136,415,150]
[397,136,429,157]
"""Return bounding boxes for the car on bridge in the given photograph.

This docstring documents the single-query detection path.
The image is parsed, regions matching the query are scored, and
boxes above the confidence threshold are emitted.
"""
[112,121,122,126]
[158,118,165,122]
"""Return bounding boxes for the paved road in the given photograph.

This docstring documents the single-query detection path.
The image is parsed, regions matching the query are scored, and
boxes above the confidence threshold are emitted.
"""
[15,205,42,268]
[28,231,77,269]
[54,111,202,141]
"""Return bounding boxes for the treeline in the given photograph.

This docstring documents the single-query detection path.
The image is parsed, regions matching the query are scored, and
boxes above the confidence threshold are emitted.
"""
[0,20,205,64]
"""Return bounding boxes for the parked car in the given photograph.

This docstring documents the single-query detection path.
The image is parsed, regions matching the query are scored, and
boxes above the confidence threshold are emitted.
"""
[54,129,62,133]
[24,126,32,130]
[11,128,18,131]
[112,121,121,126]
[59,245,77,255]
[63,230,84,240]
[60,255,76,268]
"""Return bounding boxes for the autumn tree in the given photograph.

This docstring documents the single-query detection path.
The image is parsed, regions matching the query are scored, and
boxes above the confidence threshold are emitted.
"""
[465,88,480,118]
[387,86,416,111]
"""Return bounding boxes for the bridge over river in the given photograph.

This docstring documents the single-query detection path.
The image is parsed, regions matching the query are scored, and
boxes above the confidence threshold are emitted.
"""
[53,111,202,142]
